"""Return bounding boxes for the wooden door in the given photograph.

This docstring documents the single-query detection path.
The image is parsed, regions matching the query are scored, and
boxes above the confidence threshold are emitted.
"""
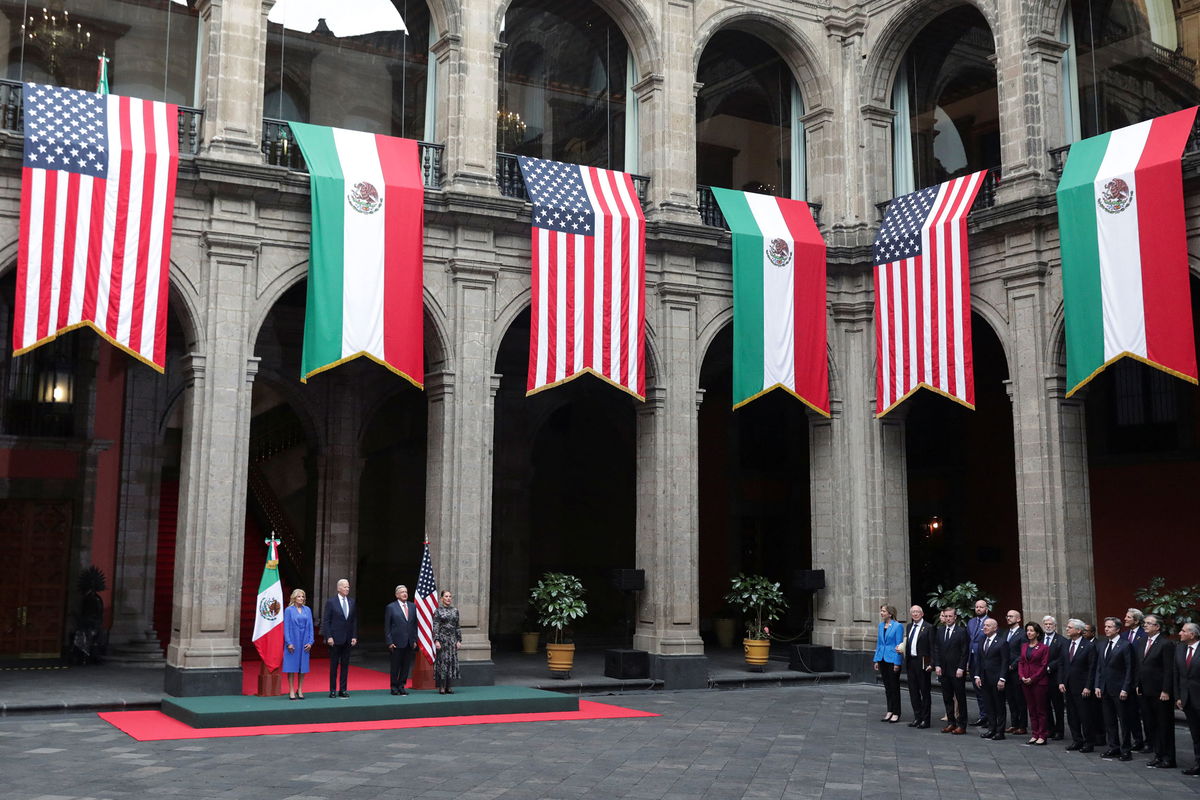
[0,500,72,658]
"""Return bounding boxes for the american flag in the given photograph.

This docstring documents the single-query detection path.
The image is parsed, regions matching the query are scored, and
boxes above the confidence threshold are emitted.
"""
[414,540,439,664]
[873,171,986,416]
[517,156,645,399]
[14,83,179,370]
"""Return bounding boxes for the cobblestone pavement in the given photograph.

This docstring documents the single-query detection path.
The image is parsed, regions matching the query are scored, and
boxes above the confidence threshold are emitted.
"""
[2,683,1198,800]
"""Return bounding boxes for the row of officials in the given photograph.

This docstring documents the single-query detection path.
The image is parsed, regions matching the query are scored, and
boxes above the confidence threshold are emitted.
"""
[874,601,1200,775]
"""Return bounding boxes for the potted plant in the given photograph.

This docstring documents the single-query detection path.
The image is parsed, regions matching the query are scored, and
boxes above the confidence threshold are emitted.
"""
[724,574,787,669]
[529,572,588,675]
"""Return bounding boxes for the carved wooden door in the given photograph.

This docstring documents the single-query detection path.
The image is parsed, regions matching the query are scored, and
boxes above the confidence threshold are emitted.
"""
[0,500,72,658]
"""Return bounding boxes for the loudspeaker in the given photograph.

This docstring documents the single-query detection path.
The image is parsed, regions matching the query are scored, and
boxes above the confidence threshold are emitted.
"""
[611,568,645,592]
[791,569,826,593]
[788,644,834,673]
[604,648,649,679]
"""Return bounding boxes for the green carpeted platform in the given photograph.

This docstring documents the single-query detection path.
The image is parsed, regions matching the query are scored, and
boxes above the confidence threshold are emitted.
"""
[161,687,578,729]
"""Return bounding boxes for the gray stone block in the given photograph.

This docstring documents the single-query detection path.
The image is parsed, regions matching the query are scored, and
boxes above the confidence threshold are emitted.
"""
[649,654,709,689]
[458,659,496,686]
[163,666,242,697]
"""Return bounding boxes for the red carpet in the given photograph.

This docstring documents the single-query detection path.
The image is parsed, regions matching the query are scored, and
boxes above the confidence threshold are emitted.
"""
[99,700,658,741]
[240,659,395,695]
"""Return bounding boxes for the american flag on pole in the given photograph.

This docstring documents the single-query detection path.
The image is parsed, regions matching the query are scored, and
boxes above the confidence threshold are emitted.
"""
[516,156,645,400]
[873,171,986,417]
[414,540,439,664]
[14,83,179,370]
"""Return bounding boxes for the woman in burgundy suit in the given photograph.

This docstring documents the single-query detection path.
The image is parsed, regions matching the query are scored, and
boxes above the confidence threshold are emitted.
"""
[1018,621,1051,745]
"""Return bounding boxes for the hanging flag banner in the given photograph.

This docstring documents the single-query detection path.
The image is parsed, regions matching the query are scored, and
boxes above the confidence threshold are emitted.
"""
[873,170,987,417]
[711,188,828,414]
[1057,107,1198,396]
[251,536,285,672]
[516,156,646,400]
[14,83,179,370]
[289,123,424,386]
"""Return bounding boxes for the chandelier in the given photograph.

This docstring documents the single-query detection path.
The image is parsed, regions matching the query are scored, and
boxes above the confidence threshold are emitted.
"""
[23,4,96,75]
[497,108,527,137]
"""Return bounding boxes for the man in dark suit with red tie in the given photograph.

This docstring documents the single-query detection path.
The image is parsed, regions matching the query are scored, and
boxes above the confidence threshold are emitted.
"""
[933,607,970,734]
[1095,615,1134,760]
[322,578,357,698]
[974,618,1008,740]
[384,584,419,695]
[1059,618,1097,752]
[905,604,934,729]
[1135,614,1176,768]
[1175,622,1200,776]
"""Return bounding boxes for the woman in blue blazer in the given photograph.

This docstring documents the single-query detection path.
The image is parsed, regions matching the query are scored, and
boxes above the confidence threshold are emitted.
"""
[874,604,905,722]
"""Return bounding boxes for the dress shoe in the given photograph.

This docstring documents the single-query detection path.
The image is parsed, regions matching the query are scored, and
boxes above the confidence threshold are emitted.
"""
[399,689,408,695]
[1118,753,1132,762]
[1147,759,1163,768]
[980,732,995,739]
[887,716,900,723]
[1012,728,1027,735]
[390,689,399,695]
[1065,744,1081,751]
[952,727,966,735]
[1005,726,1016,733]
[915,721,929,729]
[970,718,986,727]
[1079,746,1094,753]
[1101,750,1121,759]
[329,692,337,698]
[338,691,349,698]
[991,734,1006,741]
[1033,739,1047,746]
[941,725,955,733]
[1183,766,1200,776]
[908,721,920,727]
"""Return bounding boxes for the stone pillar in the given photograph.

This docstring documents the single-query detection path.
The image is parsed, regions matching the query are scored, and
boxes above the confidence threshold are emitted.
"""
[312,377,362,612]
[197,0,270,162]
[423,260,500,684]
[165,232,260,697]
[640,0,695,223]
[811,295,909,679]
[633,283,706,687]
[441,1,500,193]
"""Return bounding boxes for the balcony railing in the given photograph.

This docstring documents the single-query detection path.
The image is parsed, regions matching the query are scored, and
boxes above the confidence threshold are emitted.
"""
[262,118,444,190]
[697,184,822,230]
[0,79,204,154]
[1050,112,1200,176]
[496,151,650,207]
[875,168,1000,220]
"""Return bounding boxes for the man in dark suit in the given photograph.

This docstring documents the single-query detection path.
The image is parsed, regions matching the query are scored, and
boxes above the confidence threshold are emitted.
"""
[1042,615,1067,740]
[905,604,934,729]
[1134,614,1176,768]
[384,584,419,695]
[1058,617,1097,752]
[1175,622,1200,776]
[1095,615,1134,760]
[974,618,1008,740]
[967,599,994,727]
[322,578,357,698]
[1124,608,1148,751]
[1004,609,1027,734]
[934,607,970,734]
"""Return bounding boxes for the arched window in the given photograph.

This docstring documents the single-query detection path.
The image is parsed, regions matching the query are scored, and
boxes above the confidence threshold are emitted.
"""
[696,30,804,199]
[264,0,432,140]
[1065,0,1200,138]
[0,0,200,103]
[891,7,999,194]
[498,0,630,170]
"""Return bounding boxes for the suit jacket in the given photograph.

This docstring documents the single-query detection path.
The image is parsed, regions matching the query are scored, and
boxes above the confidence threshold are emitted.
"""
[1018,641,1051,686]
[967,615,993,669]
[933,623,970,674]
[321,594,358,644]
[384,600,418,649]
[976,635,1010,684]
[1133,634,1174,698]
[1058,637,1097,692]
[1175,640,1200,709]
[1093,637,1133,696]
[1043,632,1066,681]
[1123,626,1147,648]
[1005,627,1025,673]
[904,619,933,668]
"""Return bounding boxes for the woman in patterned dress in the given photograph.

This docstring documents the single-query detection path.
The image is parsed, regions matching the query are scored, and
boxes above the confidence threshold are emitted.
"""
[282,588,313,700]
[432,589,461,694]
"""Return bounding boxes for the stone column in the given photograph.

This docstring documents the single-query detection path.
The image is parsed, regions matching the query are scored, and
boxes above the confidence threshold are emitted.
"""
[197,0,270,162]
[441,1,500,193]
[165,232,260,696]
[633,283,706,687]
[640,0,694,223]
[811,295,909,678]
[423,260,500,684]
[311,377,362,610]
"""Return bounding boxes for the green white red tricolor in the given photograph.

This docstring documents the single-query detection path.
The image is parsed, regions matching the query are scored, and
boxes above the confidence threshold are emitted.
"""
[251,536,284,672]
[289,122,424,386]
[1057,107,1198,396]
[710,188,829,414]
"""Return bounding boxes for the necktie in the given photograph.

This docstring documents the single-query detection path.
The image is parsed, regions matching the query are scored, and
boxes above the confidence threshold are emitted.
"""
[984,637,991,654]
[1188,645,1195,669]
[1145,638,1153,658]
[341,596,348,617]
[1106,641,1113,661]
[945,627,951,642]
[400,601,408,619]
[1070,640,1077,661]
[1129,630,1135,644]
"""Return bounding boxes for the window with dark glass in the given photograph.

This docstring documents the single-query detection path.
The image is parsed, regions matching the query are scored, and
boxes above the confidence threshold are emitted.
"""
[0,0,199,104]
[1065,0,1200,139]
[696,30,797,198]
[893,7,999,194]
[497,0,628,169]
[264,0,431,139]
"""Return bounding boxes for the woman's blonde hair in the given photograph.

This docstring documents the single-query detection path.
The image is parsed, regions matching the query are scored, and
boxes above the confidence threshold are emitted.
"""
[290,588,306,603]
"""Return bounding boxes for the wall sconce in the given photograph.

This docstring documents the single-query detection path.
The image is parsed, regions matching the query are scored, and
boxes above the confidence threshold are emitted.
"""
[922,515,943,539]
[36,362,73,404]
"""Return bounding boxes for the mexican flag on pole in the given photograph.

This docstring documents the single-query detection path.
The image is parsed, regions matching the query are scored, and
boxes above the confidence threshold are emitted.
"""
[251,537,284,671]
[289,123,424,387]
[1057,107,1199,397]
[710,188,829,414]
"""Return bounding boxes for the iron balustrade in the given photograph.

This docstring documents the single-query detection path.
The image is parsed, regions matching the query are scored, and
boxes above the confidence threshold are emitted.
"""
[1050,113,1200,176]
[495,152,650,208]
[262,117,444,190]
[875,168,1000,220]
[696,184,822,230]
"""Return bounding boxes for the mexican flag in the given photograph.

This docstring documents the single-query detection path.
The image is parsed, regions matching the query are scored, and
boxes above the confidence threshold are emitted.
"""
[1057,107,1198,396]
[711,188,829,414]
[251,538,284,671]
[289,123,424,386]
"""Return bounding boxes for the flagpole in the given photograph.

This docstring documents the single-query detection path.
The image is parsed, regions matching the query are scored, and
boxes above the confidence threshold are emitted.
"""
[163,0,173,102]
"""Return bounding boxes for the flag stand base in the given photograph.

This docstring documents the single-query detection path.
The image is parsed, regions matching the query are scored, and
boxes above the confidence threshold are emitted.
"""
[256,662,281,697]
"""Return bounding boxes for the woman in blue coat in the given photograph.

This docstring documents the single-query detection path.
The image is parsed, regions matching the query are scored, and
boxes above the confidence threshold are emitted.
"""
[874,603,904,722]
[283,588,314,699]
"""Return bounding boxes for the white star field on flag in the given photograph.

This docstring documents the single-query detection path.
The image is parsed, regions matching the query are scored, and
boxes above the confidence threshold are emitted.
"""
[23,82,108,178]
[518,155,596,235]
[872,183,940,265]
